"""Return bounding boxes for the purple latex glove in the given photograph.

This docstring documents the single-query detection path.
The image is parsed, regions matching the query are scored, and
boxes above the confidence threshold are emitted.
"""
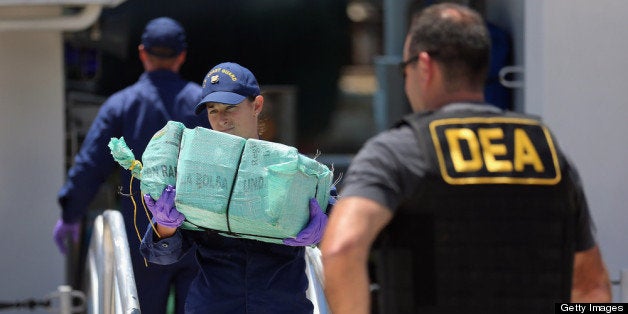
[53,219,80,255]
[144,185,185,228]
[284,198,328,246]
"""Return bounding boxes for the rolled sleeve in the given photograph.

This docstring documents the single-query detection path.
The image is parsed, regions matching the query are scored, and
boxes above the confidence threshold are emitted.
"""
[140,224,188,265]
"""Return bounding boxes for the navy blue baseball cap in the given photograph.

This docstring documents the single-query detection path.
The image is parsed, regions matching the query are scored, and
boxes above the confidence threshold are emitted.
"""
[141,17,187,58]
[195,62,261,114]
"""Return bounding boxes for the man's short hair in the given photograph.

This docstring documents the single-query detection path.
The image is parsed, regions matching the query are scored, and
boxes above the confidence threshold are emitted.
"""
[408,3,490,91]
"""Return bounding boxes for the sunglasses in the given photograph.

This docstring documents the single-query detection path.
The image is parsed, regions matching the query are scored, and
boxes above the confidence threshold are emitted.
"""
[398,56,418,78]
[398,51,440,78]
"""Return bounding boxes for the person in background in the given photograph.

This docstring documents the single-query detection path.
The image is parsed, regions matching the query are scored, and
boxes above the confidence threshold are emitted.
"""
[320,3,612,314]
[140,62,330,314]
[54,17,210,314]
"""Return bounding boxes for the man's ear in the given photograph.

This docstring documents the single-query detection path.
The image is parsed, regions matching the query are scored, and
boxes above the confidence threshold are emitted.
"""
[253,95,264,115]
[418,51,433,81]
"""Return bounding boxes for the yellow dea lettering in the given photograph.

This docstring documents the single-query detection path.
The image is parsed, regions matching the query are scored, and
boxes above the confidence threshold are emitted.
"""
[430,117,561,185]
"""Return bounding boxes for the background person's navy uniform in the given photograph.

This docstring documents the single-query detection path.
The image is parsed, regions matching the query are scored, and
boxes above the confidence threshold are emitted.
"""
[341,103,595,313]
[56,17,211,314]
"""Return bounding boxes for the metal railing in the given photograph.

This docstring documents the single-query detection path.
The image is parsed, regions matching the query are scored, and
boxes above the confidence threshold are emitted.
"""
[305,247,330,314]
[85,210,140,314]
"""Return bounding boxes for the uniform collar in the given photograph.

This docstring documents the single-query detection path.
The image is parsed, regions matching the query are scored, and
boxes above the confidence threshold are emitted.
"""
[141,69,180,82]
[440,102,503,114]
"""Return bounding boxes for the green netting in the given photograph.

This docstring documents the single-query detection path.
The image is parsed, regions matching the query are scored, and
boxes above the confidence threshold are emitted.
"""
[139,121,185,199]
[111,122,333,244]
[108,137,141,179]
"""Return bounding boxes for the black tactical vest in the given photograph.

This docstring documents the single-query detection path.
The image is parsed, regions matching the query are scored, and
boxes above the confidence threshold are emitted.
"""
[370,108,578,314]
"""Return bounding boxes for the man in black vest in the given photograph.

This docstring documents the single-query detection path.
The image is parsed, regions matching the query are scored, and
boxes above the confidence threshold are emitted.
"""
[320,3,611,314]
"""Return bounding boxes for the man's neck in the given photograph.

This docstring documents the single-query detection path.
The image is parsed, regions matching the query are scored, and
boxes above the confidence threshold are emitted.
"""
[428,90,484,110]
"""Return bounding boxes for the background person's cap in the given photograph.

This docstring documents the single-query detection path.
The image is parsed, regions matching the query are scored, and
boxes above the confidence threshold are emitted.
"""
[195,62,261,114]
[141,17,187,58]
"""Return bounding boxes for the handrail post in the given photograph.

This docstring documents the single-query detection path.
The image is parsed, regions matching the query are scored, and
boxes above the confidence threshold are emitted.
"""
[86,210,140,313]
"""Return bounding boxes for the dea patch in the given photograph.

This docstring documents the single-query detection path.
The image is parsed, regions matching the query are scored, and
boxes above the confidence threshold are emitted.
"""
[429,117,561,185]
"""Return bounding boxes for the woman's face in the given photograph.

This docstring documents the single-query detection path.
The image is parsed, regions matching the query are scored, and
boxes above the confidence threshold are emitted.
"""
[205,96,263,139]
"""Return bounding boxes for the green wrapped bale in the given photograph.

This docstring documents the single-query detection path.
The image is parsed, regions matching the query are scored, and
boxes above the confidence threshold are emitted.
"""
[228,139,332,242]
[139,121,185,199]
[120,122,333,244]
[175,127,246,232]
